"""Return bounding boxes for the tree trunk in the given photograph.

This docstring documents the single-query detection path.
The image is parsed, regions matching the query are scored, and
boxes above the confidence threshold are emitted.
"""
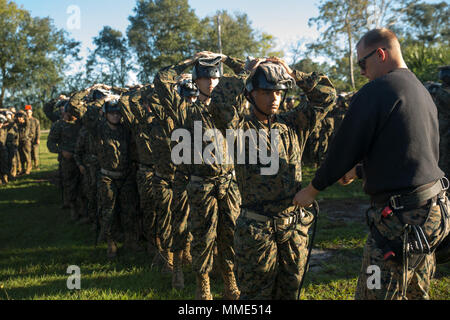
[0,67,5,108]
[346,22,356,90]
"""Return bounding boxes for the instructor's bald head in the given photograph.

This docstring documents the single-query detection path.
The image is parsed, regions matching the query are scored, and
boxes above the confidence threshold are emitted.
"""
[356,28,407,81]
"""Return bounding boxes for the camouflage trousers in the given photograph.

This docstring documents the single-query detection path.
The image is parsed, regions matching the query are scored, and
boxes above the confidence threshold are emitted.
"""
[80,164,98,222]
[152,174,173,251]
[187,175,241,275]
[31,143,39,169]
[97,171,139,242]
[18,140,32,173]
[171,172,191,253]
[7,146,18,177]
[234,209,313,300]
[0,146,8,175]
[136,166,155,244]
[61,156,81,205]
[355,195,449,300]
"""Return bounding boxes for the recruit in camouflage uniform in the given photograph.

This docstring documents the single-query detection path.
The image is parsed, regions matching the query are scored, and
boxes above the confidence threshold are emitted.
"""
[47,106,84,221]
[15,110,33,175]
[82,94,139,258]
[206,56,336,299]
[0,114,8,184]
[6,113,19,180]
[147,75,197,289]
[44,96,71,207]
[74,126,99,225]
[118,84,157,254]
[154,54,246,300]
[73,86,127,228]
[44,96,69,123]
[26,106,41,170]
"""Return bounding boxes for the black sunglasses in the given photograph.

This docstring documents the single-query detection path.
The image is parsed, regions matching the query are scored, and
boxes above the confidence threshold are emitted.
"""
[358,48,386,70]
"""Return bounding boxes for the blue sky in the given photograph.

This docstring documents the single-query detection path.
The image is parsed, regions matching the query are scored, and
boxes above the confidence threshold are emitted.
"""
[14,0,321,59]
[12,0,444,84]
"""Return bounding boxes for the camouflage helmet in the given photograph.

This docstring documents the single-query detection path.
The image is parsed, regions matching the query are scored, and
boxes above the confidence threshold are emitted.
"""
[16,110,27,118]
[92,88,112,101]
[192,56,222,81]
[438,65,450,85]
[102,98,121,114]
[245,62,295,93]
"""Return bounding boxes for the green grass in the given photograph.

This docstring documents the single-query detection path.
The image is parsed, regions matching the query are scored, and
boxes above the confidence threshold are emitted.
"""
[0,132,448,300]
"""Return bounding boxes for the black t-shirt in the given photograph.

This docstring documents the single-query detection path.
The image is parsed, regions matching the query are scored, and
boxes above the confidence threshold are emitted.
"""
[312,68,444,196]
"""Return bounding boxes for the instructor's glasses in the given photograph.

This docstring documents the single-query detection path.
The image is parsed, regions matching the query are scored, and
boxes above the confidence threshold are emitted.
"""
[358,48,386,71]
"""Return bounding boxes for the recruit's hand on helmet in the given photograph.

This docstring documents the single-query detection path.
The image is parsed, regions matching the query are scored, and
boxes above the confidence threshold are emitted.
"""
[193,51,226,62]
[245,57,267,75]
[266,57,294,77]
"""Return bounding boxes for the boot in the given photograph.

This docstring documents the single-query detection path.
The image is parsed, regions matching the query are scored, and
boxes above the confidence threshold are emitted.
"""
[107,238,118,259]
[183,241,192,266]
[172,250,185,290]
[151,237,165,269]
[195,273,213,300]
[25,164,32,175]
[2,175,8,185]
[222,271,240,300]
[161,249,173,274]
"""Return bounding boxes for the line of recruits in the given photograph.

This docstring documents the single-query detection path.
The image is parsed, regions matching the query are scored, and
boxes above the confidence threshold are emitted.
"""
[0,105,40,185]
[44,52,336,300]
[44,38,449,300]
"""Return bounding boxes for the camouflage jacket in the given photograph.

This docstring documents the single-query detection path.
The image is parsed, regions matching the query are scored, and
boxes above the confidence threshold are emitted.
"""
[0,126,7,147]
[209,68,337,217]
[43,98,62,123]
[6,121,19,148]
[16,116,33,143]
[74,126,98,168]
[119,85,155,167]
[83,111,134,174]
[47,119,82,154]
[153,56,246,179]
[28,116,40,144]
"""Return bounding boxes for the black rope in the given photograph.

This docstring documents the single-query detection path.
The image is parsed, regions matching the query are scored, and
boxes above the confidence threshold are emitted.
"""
[297,200,320,300]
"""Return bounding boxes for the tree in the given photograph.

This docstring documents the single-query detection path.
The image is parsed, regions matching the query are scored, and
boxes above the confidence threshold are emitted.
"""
[255,33,284,58]
[403,43,449,82]
[308,0,415,89]
[0,0,80,108]
[400,1,449,45]
[127,0,201,82]
[308,0,371,90]
[87,26,133,87]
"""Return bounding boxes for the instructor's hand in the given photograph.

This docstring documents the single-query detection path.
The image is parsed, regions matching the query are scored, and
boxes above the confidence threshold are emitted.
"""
[293,183,319,208]
[338,166,357,186]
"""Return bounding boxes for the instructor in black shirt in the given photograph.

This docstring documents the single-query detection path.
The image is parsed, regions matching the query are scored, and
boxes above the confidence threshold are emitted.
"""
[294,28,449,300]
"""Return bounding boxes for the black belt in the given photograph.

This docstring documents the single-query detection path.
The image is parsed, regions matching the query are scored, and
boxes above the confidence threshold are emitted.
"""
[371,178,448,210]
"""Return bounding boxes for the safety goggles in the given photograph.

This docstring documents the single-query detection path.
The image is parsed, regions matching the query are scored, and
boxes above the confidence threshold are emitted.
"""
[358,48,386,71]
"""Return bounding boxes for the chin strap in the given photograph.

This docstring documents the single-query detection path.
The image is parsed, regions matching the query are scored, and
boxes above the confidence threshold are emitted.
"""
[199,89,211,99]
